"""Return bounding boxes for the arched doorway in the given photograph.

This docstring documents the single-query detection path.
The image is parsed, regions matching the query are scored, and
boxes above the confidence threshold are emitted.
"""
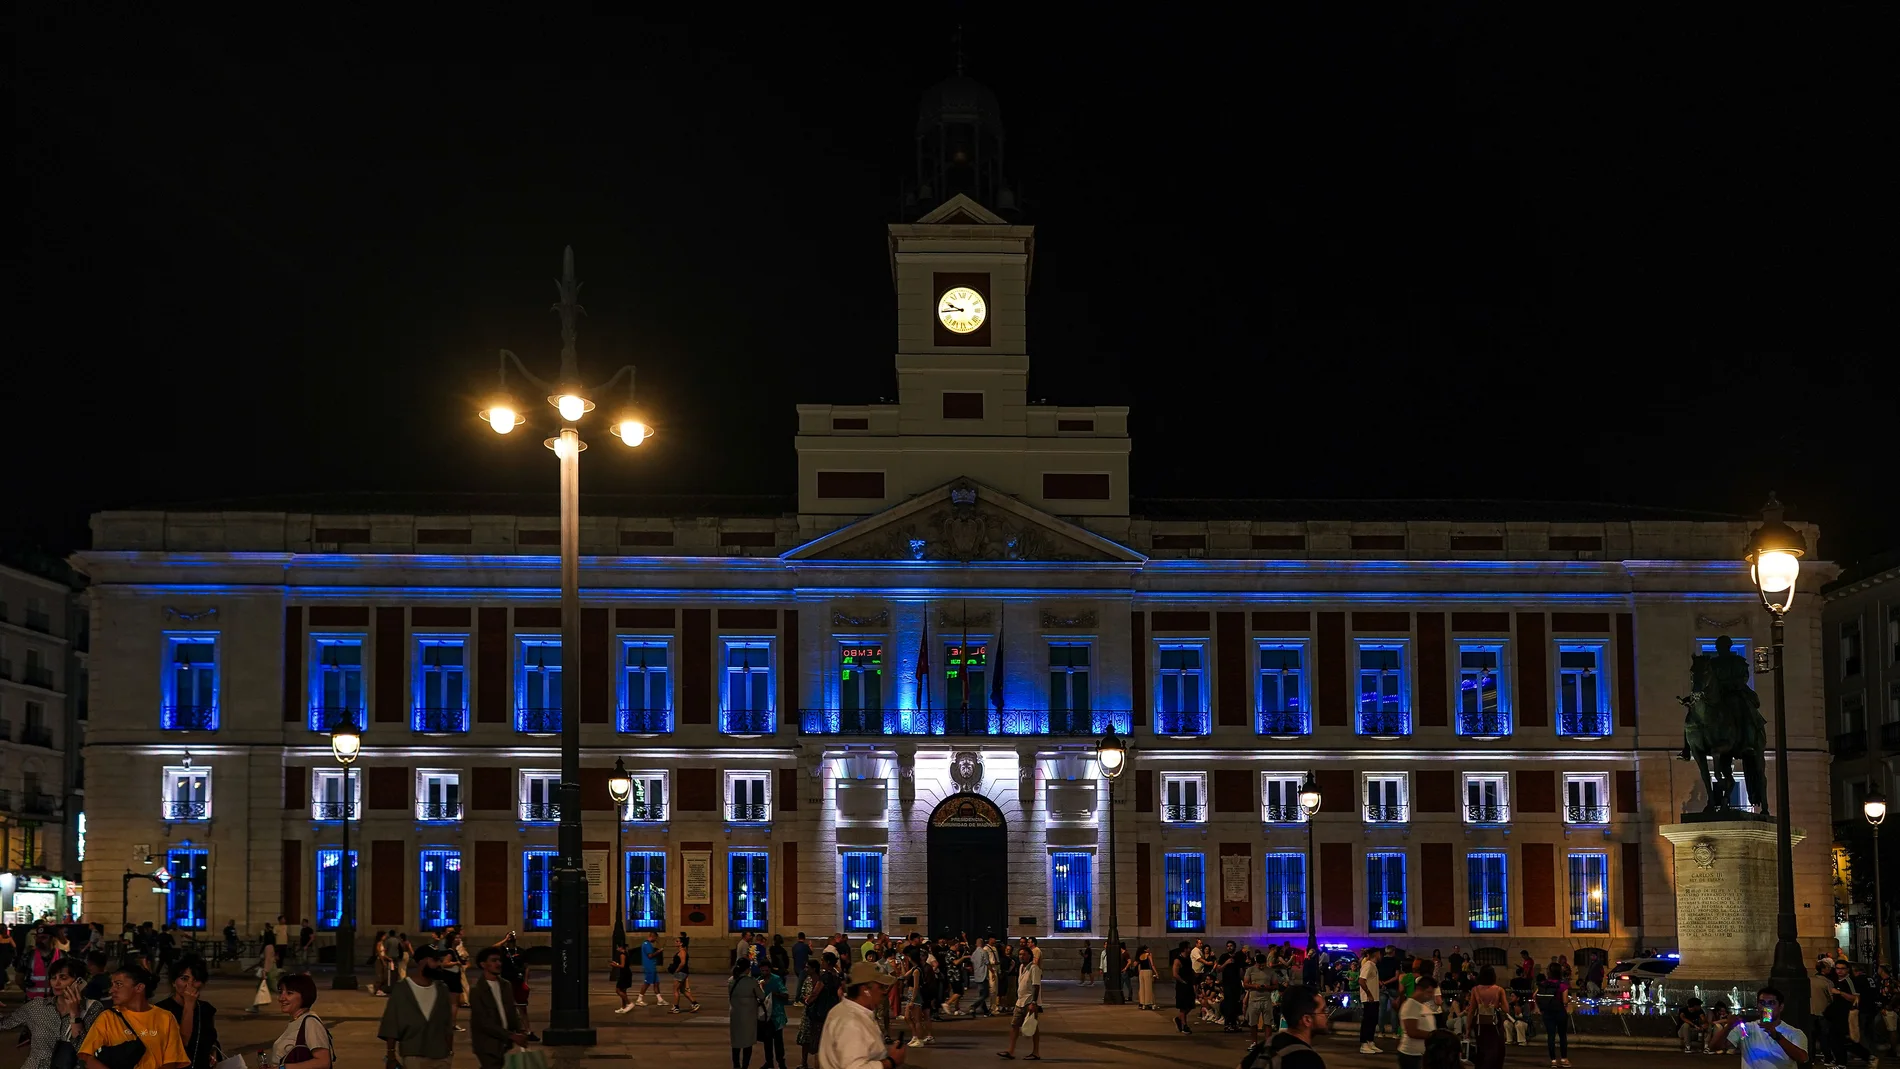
[927,793,1008,940]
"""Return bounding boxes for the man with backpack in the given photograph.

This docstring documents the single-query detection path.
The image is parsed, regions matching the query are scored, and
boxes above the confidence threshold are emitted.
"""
[1242,983,1329,1069]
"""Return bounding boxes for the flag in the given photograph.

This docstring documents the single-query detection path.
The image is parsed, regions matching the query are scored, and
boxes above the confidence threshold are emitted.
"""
[990,607,1006,715]
[917,611,930,716]
[959,602,971,712]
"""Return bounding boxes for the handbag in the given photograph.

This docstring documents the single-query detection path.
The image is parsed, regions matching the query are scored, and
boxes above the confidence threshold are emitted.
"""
[92,1010,148,1069]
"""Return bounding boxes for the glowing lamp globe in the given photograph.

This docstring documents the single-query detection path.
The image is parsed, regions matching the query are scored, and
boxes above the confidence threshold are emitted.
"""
[1298,777,1323,817]
[1096,727,1128,780]
[331,722,362,764]
[1743,496,1805,615]
[552,391,595,422]
[608,757,633,804]
[1865,790,1888,827]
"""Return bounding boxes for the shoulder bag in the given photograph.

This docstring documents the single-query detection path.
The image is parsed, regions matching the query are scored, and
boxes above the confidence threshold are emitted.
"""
[92,1010,148,1069]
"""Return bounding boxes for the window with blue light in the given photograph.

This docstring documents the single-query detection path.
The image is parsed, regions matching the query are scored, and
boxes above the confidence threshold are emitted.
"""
[1264,852,1306,931]
[309,636,365,732]
[1256,644,1308,737]
[165,848,209,930]
[728,850,769,931]
[722,641,774,734]
[1155,643,1208,736]
[627,850,666,930]
[1048,643,1092,734]
[839,643,884,733]
[619,640,671,734]
[1164,851,1206,931]
[1366,851,1407,933]
[1568,852,1608,933]
[419,848,461,929]
[161,633,219,731]
[1355,643,1410,737]
[414,637,467,734]
[1467,851,1508,933]
[1051,852,1093,931]
[523,849,556,930]
[842,851,883,932]
[1556,643,1610,736]
[316,848,358,930]
[1455,643,1510,737]
[517,639,562,734]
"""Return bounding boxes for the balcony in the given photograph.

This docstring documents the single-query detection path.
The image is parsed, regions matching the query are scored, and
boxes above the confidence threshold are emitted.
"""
[23,667,55,689]
[1161,802,1207,824]
[24,610,51,634]
[1883,722,1900,750]
[22,726,54,748]
[312,706,367,733]
[1363,803,1410,824]
[1831,730,1868,758]
[617,706,673,735]
[416,802,463,822]
[1455,711,1512,739]
[1566,803,1610,825]
[1153,709,1211,737]
[24,794,59,817]
[727,801,769,823]
[1046,708,1133,736]
[413,707,467,734]
[1357,710,1411,738]
[1261,804,1308,825]
[1255,710,1310,739]
[1464,803,1510,825]
[1558,711,1612,738]
[161,800,209,822]
[940,707,994,735]
[161,705,217,731]
[520,802,560,822]
[516,707,563,735]
[625,800,666,823]
[311,802,359,822]
[720,708,775,736]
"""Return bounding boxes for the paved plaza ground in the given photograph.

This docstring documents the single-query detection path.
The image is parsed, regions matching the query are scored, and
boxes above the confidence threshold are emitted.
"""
[0,972,1720,1069]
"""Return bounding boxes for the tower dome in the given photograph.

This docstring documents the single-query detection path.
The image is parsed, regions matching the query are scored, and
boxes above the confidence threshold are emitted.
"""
[904,72,1017,220]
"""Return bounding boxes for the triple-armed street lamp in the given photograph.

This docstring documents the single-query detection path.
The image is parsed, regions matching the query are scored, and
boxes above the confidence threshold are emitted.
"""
[479,248,652,1046]
[330,717,362,989]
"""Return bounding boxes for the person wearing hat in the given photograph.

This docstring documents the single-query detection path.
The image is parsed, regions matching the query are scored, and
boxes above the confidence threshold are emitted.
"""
[817,961,907,1069]
[378,943,456,1069]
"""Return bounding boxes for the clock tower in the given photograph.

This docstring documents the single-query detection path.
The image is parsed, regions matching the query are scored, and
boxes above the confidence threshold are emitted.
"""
[795,75,1130,528]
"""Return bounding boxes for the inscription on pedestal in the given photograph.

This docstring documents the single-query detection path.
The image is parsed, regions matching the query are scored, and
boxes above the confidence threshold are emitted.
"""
[1676,877,1751,943]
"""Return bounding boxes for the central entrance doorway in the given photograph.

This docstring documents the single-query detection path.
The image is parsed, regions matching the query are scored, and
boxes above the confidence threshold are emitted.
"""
[927,793,1008,939]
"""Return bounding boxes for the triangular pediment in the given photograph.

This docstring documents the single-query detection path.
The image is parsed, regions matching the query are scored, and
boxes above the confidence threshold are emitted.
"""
[915,193,1009,226]
[785,479,1144,564]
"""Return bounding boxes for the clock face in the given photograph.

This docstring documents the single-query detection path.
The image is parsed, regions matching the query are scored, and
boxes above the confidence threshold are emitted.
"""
[936,287,987,334]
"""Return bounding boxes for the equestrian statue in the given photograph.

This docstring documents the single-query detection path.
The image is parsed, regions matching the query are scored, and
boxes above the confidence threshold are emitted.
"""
[1677,635,1769,815]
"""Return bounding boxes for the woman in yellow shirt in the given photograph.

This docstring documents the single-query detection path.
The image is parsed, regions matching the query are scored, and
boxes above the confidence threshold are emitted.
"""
[77,965,189,1069]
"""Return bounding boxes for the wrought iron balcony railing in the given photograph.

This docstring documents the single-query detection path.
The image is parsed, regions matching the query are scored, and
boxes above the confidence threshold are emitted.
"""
[161,705,217,731]
[798,707,1134,737]
[22,726,54,748]
[1153,709,1211,737]
[416,802,463,821]
[1363,803,1410,824]
[727,801,770,823]
[1566,803,1610,825]
[1455,711,1512,738]
[23,667,55,689]
[624,801,666,822]
[1830,731,1868,758]
[162,800,209,821]
[1262,804,1309,824]
[516,707,563,735]
[807,707,892,736]
[310,802,358,821]
[520,802,560,822]
[413,707,468,734]
[720,708,775,735]
[1557,711,1612,738]
[311,706,367,733]
[1357,710,1411,737]
[617,706,673,734]
[1161,802,1206,823]
[1255,710,1310,738]
[1464,803,1510,825]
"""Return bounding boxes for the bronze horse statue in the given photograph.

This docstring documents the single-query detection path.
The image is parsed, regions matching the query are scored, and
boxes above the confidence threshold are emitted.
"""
[1677,636,1768,814]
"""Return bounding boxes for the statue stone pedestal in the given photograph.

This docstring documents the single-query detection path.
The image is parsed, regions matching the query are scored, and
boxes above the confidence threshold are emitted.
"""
[1660,820,1804,981]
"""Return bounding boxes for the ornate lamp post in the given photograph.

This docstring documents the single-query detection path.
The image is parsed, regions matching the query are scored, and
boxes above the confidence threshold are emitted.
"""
[1865,789,1888,968]
[1096,727,1128,1005]
[608,758,633,953]
[480,248,652,1046]
[120,862,171,954]
[1744,494,1807,1026]
[329,718,362,989]
[1298,776,1322,956]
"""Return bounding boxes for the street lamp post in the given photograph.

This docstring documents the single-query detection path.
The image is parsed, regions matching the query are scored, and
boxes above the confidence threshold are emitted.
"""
[608,758,633,954]
[1744,494,1808,1027]
[1865,790,1887,968]
[330,717,362,989]
[1298,776,1322,957]
[120,863,172,959]
[1096,727,1128,1006]
[481,247,652,1047]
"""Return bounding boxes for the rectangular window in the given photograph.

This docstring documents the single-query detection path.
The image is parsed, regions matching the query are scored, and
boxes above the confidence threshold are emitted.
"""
[722,640,775,734]
[839,643,884,732]
[162,633,219,730]
[1160,773,1207,824]
[1556,643,1611,736]
[1051,852,1093,932]
[944,641,988,733]
[1164,852,1206,931]
[1355,643,1410,737]
[1463,774,1509,825]
[1155,643,1209,736]
[1564,773,1610,825]
[164,848,209,930]
[729,850,769,931]
[842,851,883,932]
[1842,620,1863,676]
[311,768,360,822]
[520,772,560,822]
[1364,774,1409,824]
[1264,852,1306,931]
[517,639,563,734]
[726,771,771,823]
[1456,643,1510,737]
[1366,851,1408,933]
[310,636,366,732]
[160,765,211,822]
[414,637,468,733]
[1255,644,1309,737]
[315,848,358,931]
[1568,852,1609,932]
[619,640,672,734]
[416,770,462,822]
[1261,774,1308,824]
[523,849,556,930]
[627,850,666,930]
[625,771,668,823]
[1467,851,1508,932]
[1048,643,1092,734]
[419,848,461,929]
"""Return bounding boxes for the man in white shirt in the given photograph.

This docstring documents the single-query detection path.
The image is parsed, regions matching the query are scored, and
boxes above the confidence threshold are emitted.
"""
[1001,946,1042,1060]
[968,941,993,1016]
[1357,947,1383,1055]
[1725,987,1809,1069]
[818,961,906,1069]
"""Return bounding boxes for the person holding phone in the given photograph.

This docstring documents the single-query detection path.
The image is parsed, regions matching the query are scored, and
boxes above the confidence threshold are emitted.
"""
[1724,987,1809,1069]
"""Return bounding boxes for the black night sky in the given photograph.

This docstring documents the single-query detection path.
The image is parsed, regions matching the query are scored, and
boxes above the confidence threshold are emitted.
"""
[13,13,1894,564]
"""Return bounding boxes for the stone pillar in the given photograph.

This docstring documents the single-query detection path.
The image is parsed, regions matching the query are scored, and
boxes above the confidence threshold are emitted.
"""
[1659,820,1806,981]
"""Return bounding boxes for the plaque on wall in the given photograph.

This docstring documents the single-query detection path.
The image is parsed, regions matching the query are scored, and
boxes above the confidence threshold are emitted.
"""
[583,850,610,905]
[682,850,714,905]
[931,794,1004,828]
